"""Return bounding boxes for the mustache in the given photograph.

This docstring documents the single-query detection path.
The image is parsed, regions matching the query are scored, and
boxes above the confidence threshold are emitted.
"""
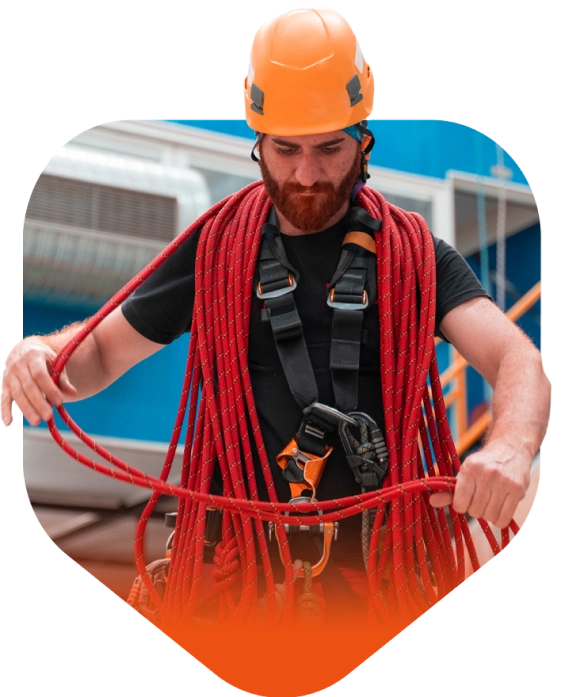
[281,182,335,195]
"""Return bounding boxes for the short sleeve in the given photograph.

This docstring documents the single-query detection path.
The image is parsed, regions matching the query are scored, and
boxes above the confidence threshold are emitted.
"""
[121,228,202,344]
[434,235,491,339]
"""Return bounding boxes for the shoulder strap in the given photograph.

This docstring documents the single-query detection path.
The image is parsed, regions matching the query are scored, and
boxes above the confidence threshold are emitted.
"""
[327,209,380,413]
[255,208,381,455]
[255,224,317,411]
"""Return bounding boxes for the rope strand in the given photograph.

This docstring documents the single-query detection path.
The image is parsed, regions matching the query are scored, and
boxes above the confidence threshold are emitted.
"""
[46,182,516,627]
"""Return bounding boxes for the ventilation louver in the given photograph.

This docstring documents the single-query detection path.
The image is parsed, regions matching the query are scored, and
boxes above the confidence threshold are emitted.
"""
[23,145,210,308]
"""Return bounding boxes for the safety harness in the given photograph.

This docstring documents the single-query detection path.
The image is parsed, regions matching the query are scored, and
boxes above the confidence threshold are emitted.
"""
[255,207,389,577]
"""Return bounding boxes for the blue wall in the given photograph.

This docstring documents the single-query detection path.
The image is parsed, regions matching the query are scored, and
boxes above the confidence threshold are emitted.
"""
[24,302,192,443]
[169,120,529,186]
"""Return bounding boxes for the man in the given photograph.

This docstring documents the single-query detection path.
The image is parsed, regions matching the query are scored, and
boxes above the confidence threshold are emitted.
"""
[2,9,550,623]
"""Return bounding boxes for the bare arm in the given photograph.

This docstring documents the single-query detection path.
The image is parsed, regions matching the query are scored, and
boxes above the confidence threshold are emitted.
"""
[2,307,165,426]
[430,296,550,528]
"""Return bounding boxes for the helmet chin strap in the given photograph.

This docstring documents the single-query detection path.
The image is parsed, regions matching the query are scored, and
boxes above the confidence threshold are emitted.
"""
[351,121,376,199]
[357,121,375,184]
[251,132,264,162]
[351,179,366,202]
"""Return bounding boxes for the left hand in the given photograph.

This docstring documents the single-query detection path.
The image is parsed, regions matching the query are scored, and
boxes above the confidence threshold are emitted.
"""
[429,438,532,529]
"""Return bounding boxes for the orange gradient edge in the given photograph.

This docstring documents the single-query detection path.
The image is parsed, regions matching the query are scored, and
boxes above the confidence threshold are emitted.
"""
[160,613,409,697]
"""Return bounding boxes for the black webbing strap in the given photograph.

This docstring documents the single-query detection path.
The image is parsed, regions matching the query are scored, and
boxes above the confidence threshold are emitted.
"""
[255,224,318,412]
[296,415,327,456]
[327,209,381,413]
[255,208,381,455]
[329,310,365,413]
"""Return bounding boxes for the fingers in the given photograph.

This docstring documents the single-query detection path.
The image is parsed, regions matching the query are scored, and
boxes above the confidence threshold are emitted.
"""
[482,489,508,528]
[4,368,53,425]
[2,339,74,427]
[434,443,530,530]
[58,371,78,397]
[429,492,453,508]
[451,466,477,516]
[1,378,14,426]
[430,475,498,525]
[468,490,493,521]
[28,356,68,408]
[494,495,517,530]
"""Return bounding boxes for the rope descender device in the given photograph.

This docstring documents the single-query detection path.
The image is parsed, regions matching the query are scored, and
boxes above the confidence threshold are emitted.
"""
[269,497,338,579]
[270,405,363,578]
[275,436,332,501]
[272,431,336,578]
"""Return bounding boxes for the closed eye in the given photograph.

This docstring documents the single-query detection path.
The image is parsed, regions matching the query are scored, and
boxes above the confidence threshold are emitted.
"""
[275,147,299,157]
[275,146,340,156]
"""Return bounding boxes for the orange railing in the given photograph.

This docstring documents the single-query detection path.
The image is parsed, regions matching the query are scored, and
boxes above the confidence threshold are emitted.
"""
[439,281,541,455]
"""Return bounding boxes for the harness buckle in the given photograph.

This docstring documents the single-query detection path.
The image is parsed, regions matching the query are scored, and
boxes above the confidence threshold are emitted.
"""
[327,287,368,311]
[303,402,359,431]
[163,507,222,563]
[256,273,296,299]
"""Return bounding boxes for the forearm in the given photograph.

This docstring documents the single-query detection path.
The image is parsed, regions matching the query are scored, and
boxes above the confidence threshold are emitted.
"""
[36,321,114,401]
[433,297,551,527]
[487,345,551,461]
[3,307,164,427]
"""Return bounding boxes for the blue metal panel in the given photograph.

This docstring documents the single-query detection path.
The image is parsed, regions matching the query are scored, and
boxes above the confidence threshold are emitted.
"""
[170,119,256,142]
[168,120,528,185]
[23,301,193,443]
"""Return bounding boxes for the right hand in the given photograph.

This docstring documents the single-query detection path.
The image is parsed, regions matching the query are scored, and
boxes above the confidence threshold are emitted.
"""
[2,337,77,426]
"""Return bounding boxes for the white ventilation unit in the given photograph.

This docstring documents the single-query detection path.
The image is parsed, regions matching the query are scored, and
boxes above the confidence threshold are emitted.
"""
[23,145,210,307]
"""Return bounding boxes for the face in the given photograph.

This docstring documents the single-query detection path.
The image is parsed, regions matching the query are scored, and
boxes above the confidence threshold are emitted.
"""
[258,131,361,233]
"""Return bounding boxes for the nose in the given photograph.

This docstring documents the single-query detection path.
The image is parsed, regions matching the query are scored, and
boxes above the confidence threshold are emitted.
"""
[293,151,323,187]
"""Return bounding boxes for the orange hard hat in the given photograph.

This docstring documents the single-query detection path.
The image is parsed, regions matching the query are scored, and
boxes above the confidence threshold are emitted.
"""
[244,9,374,136]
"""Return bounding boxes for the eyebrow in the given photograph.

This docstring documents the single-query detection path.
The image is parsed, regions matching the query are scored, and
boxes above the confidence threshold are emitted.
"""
[271,137,346,148]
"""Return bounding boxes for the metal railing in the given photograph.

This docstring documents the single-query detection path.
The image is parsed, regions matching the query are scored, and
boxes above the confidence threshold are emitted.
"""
[439,281,541,455]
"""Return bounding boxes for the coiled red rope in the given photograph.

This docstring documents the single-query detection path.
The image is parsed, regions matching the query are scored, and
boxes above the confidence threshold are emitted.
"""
[47,181,516,627]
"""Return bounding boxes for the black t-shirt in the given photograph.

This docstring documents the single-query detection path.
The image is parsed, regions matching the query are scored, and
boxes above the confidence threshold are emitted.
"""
[122,207,488,567]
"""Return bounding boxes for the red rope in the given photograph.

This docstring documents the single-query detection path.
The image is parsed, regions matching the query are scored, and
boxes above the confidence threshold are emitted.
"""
[46,181,517,626]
